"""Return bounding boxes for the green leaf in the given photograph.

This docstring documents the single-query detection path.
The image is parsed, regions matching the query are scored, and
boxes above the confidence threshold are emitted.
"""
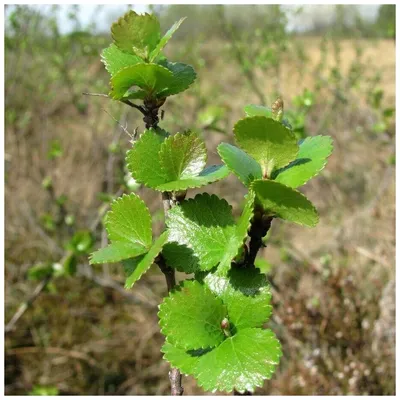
[159,280,226,349]
[27,263,53,281]
[166,193,253,273]
[62,253,77,276]
[90,241,148,264]
[161,342,209,376]
[244,104,292,129]
[159,132,206,181]
[234,116,298,176]
[89,193,153,264]
[254,258,273,274]
[110,63,174,100]
[126,130,168,188]
[150,18,186,61]
[157,61,197,97]
[101,44,143,76]
[162,242,200,273]
[127,130,227,191]
[252,180,319,227]
[111,11,160,57]
[155,164,229,192]
[194,328,282,393]
[204,265,272,331]
[105,193,153,247]
[216,191,255,275]
[244,104,274,118]
[273,136,333,188]
[67,230,93,255]
[124,231,168,289]
[218,143,262,186]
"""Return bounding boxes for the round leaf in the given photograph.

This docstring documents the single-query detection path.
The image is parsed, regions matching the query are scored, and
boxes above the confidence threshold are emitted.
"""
[252,179,319,227]
[157,61,197,97]
[161,342,206,376]
[244,104,291,129]
[159,280,226,349]
[155,164,229,192]
[101,44,142,76]
[105,193,153,247]
[89,242,148,265]
[234,116,298,176]
[111,11,160,56]
[126,130,168,188]
[205,265,272,330]
[110,63,174,100]
[273,135,334,188]
[194,328,282,393]
[162,242,200,274]
[166,194,250,272]
[159,132,207,181]
[124,231,168,289]
[218,142,262,186]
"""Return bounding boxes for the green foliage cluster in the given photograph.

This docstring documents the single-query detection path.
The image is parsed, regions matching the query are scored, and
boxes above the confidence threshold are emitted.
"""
[90,10,333,394]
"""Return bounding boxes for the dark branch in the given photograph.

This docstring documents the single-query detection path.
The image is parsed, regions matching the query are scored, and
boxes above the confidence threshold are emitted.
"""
[157,193,184,395]
[246,209,273,266]
[234,389,252,395]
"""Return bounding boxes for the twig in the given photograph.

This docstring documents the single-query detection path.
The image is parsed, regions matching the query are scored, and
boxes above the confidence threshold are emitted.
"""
[355,246,392,269]
[82,92,146,114]
[5,275,52,333]
[245,210,273,266]
[102,108,133,138]
[6,346,98,368]
[169,368,184,396]
[82,92,109,98]
[136,101,183,395]
[159,191,183,395]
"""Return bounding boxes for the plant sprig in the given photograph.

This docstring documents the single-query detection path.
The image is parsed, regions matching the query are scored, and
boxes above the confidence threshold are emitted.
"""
[90,10,333,395]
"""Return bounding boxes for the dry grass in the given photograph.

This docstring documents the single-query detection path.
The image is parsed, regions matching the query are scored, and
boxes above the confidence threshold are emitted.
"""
[5,35,395,395]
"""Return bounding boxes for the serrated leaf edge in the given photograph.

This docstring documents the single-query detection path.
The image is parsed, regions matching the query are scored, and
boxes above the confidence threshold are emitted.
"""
[217,142,260,187]
[124,231,168,289]
[158,279,226,350]
[160,341,197,377]
[111,10,160,55]
[109,63,174,100]
[158,131,208,181]
[155,164,229,192]
[158,61,198,97]
[89,243,148,265]
[194,328,283,393]
[233,115,299,169]
[251,179,320,227]
[125,130,167,188]
[274,135,334,187]
[104,193,153,246]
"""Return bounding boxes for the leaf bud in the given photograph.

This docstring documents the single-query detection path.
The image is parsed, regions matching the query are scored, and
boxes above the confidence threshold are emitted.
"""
[272,97,284,122]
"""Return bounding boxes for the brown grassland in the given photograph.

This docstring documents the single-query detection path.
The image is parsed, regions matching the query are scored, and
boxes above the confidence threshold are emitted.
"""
[5,34,395,395]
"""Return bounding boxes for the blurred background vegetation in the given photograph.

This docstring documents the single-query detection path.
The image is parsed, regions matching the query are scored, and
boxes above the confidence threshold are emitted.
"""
[5,4,395,395]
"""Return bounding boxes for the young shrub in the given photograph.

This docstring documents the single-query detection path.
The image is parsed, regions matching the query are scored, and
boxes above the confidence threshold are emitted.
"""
[90,10,333,395]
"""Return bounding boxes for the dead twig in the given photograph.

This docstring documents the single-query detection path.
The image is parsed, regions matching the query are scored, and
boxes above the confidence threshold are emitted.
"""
[6,346,98,368]
[5,275,52,334]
